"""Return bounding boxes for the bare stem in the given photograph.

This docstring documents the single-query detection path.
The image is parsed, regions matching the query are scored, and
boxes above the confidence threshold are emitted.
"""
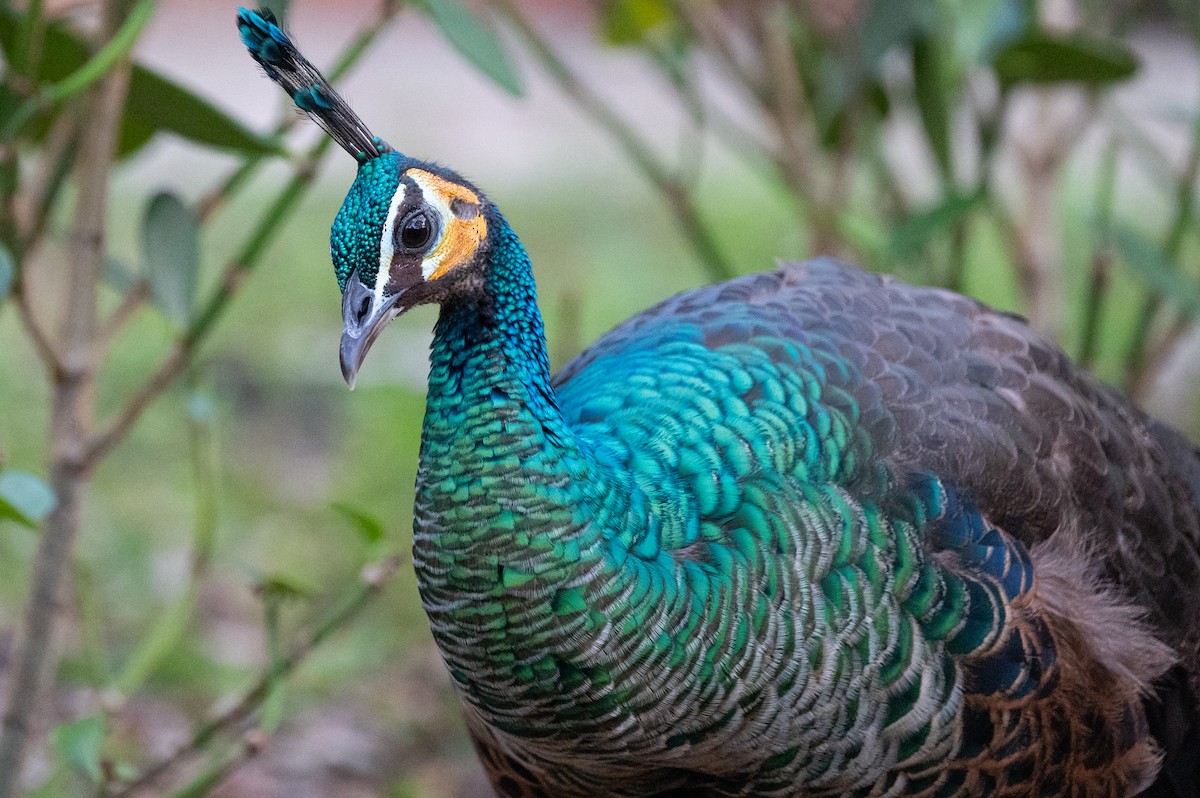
[491,0,734,282]
[198,0,400,223]
[107,556,403,798]
[84,138,332,468]
[1078,140,1119,370]
[0,3,131,793]
[1123,102,1200,396]
[94,279,150,358]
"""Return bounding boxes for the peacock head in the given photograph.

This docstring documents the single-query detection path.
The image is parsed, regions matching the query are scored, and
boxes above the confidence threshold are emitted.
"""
[237,7,495,387]
[331,154,493,387]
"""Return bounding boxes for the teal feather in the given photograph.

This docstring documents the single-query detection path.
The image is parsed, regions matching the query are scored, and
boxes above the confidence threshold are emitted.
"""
[238,12,1200,797]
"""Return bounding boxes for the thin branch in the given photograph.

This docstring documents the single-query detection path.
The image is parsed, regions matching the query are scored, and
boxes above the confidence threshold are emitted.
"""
[1124,99,1200,394]
[94,278,150,357]
[84,138,331,469]
[9,268,64,376]
[107,556,403,798]
[492,0,734,282]
[1078,139,1119,370]
[15,102,83,251]
[672,1,766,104]
[197,0,401,223]
[164,730,269,798]
[0,2,131,792]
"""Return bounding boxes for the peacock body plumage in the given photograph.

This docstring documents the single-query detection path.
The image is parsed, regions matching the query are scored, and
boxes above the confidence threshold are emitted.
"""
[239,9,1200,797]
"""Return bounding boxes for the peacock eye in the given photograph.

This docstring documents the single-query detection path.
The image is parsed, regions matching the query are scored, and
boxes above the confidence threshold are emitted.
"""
[397,209,436,253]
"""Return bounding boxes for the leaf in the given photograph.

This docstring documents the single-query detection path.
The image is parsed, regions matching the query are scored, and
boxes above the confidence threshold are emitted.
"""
[104,257,139,295]
[1113,225,1200,314]
[142,192,200,327]
[43,0,154,105]
[0,242,12,305]
[255,572,316,602]
[0,469,57,528]
[975,0,1032,63]
[415,0,523,97]
[993,31,1138,88]
[50,714,106,783]
[114,588,195,696]
[912,34,952,180]
[601,0,673,46]
[125,65,283,157]
[332,502,385,544]
[888,190,984,259]
[187,392,216,424]
[0,7,280,157]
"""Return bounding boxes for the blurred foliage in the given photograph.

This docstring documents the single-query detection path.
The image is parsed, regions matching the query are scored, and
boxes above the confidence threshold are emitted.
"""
[0,0,1198,797]
[486,0,1200,396]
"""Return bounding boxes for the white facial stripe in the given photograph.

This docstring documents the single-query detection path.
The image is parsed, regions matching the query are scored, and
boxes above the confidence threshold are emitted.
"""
[408,172,454,280]
[376,179,408,305]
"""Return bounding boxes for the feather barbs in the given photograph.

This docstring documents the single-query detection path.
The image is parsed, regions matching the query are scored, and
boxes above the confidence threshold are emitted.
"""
[237,7,388,163]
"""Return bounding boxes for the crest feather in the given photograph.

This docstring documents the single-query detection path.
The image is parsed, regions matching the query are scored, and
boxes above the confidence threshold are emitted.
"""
[237,7,389,162]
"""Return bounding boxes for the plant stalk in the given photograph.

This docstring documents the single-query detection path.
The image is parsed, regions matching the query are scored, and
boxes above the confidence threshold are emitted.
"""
[0,3,132,793]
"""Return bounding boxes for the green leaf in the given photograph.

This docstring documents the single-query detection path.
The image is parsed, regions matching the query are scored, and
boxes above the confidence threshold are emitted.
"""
[993,31,1138,88]
[256,572,316,602]
[888,190,984,259]
[912,34,952,180]
[415,0,523,97]
[0,7,280,157]
[43,0,154,105]
[0,469,57,528]
[125,65,283,157]
[142,192,200,327]
[114,588,195,696]
[104,257,139,295]
[601,0,673,46]
[187,392,216,424]
[1113,225,1200,315]
[50,714,106,783]
[0,242,12,305]
[332,502,385,544]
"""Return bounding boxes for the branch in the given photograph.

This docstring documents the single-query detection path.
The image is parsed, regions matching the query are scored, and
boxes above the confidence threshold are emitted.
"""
[0,2,131,793]
[491,0,735,282]
[197,0,400,223]
[83,138,331,468]
[85,0,400,466]
[94,278,150,358]
[1123,99,1200,395]
[107,556,403,798]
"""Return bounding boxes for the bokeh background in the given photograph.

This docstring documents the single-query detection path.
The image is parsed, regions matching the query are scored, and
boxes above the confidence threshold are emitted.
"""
[2,0,1200,795]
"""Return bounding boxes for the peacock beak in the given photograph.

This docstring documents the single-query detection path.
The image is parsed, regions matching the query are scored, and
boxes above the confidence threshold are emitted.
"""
[339,271,403,389]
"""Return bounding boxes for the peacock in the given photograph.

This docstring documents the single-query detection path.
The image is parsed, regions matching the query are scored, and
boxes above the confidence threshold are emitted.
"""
[238,8,1200,797]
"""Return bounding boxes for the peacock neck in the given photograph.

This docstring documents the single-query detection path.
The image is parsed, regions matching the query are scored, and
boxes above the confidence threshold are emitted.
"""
[414,214,607,605]
[421,214,581,472]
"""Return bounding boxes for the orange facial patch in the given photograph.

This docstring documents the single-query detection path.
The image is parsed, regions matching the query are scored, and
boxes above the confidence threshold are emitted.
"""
[407,169,487,281]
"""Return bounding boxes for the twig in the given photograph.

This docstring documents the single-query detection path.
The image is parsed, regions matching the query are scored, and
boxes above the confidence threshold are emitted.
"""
[197,0,400,222]
[9,268,64,376]
[1123,99,1200,395]
[15,102,82,251]
[94,278,150,358]
[1078,140,1119,370]
[84,137,331,469]
[672,2,766,105]
[0,3,131,794]
[165,730,269,798]
[107,556,403,798]
[491,0,734,282]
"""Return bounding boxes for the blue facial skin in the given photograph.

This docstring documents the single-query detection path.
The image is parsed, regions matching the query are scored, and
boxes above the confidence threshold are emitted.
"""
[330,151,408,292]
